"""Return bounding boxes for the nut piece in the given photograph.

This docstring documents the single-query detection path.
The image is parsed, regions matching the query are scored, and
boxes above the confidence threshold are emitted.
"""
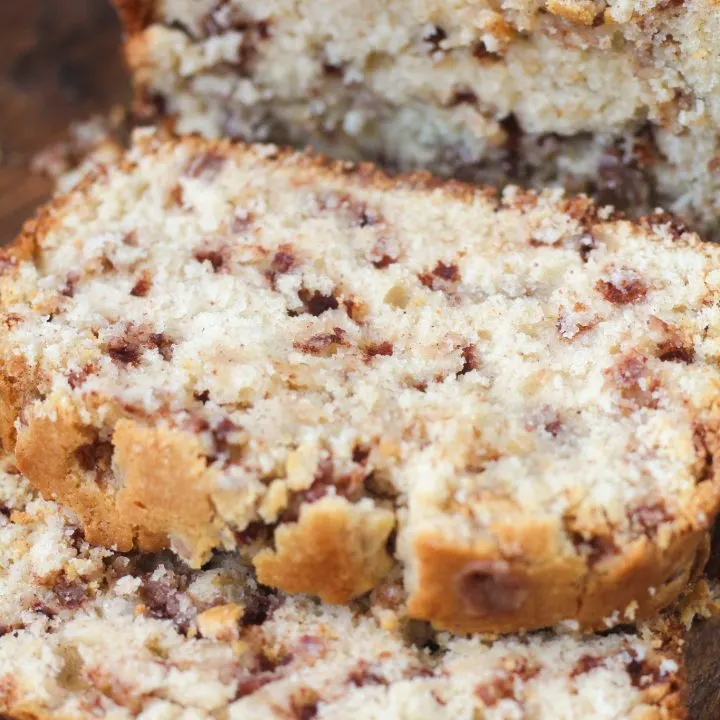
[197,603,245,641]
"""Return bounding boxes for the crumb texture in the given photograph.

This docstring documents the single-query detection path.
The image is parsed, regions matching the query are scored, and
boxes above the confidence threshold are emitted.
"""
[0,457,687,719]
[122,0,720,234]
[2,132,720,632]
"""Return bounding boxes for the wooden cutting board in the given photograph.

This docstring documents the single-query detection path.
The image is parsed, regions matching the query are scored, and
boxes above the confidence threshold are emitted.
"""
[0,1,719,716]
[0,0,128,245]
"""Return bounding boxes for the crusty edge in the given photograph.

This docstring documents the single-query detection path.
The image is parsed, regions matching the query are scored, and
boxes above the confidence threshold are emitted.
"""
[407,524,710,634]
[112,418,224,564]
[15,404,137,552]
[408,457,720,633]
[253,496,395,603]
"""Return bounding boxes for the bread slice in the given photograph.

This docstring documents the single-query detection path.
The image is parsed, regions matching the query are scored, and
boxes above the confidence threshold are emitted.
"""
[0,455,694,719]
[2,130,719,633]
[116,0,720,235]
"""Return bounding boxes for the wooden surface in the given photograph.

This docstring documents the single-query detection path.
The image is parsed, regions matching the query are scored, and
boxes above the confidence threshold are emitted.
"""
[0,1,719,716]
[0,0,128,245]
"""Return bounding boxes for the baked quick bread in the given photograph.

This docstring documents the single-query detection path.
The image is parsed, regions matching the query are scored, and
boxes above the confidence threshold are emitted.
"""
[2,131,720,634]
[116,0,720,235]
[0,456,692,719]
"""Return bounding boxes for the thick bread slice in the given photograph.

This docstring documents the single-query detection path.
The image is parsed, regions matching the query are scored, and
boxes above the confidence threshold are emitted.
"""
[2,131,720,633]
[116,0,720,236]
[0,455,694,719]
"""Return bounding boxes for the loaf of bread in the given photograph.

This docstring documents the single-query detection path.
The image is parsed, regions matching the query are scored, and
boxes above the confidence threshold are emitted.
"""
[0,455,692,719]
[116,0,720,235]
[2,131,719,634]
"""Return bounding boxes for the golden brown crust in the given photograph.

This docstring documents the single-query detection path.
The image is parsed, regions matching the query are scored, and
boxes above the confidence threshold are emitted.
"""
[0,357,33,452]
[14,409,222,560]
[14,405,137,552]
[408,522,711,634]
[254,496,395,603]
[112,419,223,563]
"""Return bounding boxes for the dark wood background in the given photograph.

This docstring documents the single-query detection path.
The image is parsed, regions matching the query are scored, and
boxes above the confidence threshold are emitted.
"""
[0,0,128,244]
[0,1,718,716]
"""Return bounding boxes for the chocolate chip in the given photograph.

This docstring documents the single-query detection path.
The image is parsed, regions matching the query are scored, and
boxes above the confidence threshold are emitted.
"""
[139,573,183,622]
[194,247,226,272]
[122,230,138,246]
[271,248,295,274]
[544,418,563,437]
[234,521,270,546]
[500,114,523,179]
[107,324,175,367]
[67,363,95,389]
[322,60,345,77]
[130,273,152,297]
[626,654,665,689]
[212,418,242,456]
[472,40,497,60]
[347,662,387,687]
[53,574,87,609]
[294,328,348,355]
[657,341,694,364]
[183,152,226,180]
[352,445,371,464]
[364,341,393,360]
[59,271,79,298]
[242,588,280,626]
[448,87,477,106]
[455,561,528,615]
[596,267,647,305]
[234,673,274,699]
[194,389,210,404]
[296,288,339,317]
[419,261,460,290]
[369,236,398,268]
[423,25,447,54]
[571,655,605,678]
[149,332,174,361]
[596,148,652,212]
[607,353,659,411]
[107,337,142,366]
[475,674,515,707]
[289,688,319,720]
[457,345,478,376]
[432,261,459,282]
[74,440,113,473]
